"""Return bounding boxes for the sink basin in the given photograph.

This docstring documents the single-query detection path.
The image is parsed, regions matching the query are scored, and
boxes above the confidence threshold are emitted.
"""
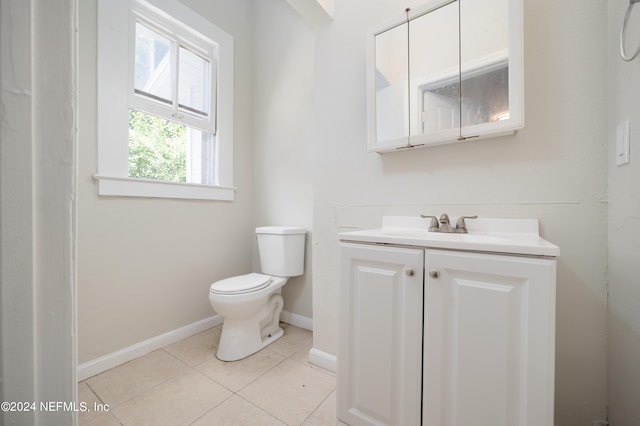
[339,216,560,257]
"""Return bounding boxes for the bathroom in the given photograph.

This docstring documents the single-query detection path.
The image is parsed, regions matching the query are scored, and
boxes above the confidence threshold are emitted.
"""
[1,0,639,425]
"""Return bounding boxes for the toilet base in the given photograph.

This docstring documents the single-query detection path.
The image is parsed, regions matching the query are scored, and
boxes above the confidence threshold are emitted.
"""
[216,325,284,361]
[215,291,284,361]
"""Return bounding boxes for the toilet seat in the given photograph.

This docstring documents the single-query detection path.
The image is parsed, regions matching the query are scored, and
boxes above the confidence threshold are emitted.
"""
[210,273,272,295]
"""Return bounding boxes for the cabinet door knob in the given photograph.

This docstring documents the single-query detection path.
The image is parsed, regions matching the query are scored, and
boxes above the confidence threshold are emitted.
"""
[429,269,439,278]
[405,268,414,276]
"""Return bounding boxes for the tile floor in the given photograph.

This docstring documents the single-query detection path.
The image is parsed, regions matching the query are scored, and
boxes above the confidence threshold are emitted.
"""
[78,323,336,426]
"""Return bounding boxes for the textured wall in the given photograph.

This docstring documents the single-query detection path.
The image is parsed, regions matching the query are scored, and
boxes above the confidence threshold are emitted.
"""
[1,0,77,423]
[607,1,640,425]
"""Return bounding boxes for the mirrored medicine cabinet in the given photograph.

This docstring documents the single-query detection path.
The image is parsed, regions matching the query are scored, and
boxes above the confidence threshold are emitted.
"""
[367,0,523,153]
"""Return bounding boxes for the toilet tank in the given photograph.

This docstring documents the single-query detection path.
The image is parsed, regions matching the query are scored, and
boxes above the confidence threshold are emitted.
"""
[256,226,306,277]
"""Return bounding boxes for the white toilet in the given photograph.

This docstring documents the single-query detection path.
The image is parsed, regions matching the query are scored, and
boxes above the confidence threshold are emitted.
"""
[209,226,306,361]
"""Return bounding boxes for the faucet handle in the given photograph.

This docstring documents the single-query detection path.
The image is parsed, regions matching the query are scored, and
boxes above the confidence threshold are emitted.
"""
[455,215,478,232]
[420,215,440,231]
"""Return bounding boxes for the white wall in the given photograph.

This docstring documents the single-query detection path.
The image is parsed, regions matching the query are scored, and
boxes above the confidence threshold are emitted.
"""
[607,1,640,425]
[252,0,315,320]
[0,0,77,423]
[77,0,255,363]
[311,0,608,424]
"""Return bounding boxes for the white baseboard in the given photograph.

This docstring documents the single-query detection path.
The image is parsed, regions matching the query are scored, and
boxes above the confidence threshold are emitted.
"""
[308,347,337,373]
[77,315,223,381]
[78,310,314,381]
[280,310,313,331]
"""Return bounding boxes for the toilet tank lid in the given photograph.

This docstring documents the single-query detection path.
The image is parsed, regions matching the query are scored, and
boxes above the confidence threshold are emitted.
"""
[255,226,306,235]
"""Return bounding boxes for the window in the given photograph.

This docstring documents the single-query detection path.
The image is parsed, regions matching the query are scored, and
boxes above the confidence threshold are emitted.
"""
[97,0,234,200]
[129,16,215,185]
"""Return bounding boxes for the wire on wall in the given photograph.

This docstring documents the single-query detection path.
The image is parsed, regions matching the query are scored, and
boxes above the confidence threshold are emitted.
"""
[621,0,640,61]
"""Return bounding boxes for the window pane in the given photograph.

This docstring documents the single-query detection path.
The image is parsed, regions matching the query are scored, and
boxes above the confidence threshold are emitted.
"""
[135,22,173,103]
[129,110,186,182]
[178,46,210,116]
[186,128,214,184]
[128,110,214,184]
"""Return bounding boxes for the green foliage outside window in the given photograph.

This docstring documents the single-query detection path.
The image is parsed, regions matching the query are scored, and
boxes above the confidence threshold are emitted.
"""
[128,109,187,182]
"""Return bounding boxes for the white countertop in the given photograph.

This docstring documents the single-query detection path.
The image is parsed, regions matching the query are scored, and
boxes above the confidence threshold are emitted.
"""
[338,216,560,257]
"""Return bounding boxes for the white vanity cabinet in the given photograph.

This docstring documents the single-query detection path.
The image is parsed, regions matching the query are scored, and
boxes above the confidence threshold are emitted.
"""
[423,249,556,426]
[338,243,424,426]
[337,217,559,426]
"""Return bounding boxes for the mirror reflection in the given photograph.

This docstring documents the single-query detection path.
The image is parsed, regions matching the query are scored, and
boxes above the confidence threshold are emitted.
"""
[375,23,409,144]
[409,2,459,138]
[372,0,512,147]
[460,0,509,128]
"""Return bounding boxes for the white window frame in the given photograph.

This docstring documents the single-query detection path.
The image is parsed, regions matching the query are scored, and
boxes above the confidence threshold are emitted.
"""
[96,0,234,201]
[130,13,216,134]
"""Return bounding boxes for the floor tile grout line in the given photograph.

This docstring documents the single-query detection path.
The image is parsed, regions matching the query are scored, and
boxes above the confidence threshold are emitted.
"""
[159,347,197,369]
[183,354,302,425]
[189,362,246,395]
[235,357,335,426]
[110,409,125,426]
[170,339,299,403]
[236,332,316,391]
[160,327,306,395]
[95,364,191,410]
[163,328,223,368]
[202,326,319,424]
[79,381,120,426]
[184,361,290,426]
[233,352,289,394]
[82,324,328,425]
[83,348,191,409]
[186,391,235,426]
[83,381,108,406]
[230,394,288,426]
[299,388,336,426]
[110,367,233,426]
[287,350,335,377]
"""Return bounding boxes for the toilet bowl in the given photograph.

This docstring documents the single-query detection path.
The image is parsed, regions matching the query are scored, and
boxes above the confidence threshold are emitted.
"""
[209,226,305,361]
[209,273,287,361]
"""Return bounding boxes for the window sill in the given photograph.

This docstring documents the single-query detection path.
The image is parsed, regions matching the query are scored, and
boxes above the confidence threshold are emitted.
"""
[93,175,235,201]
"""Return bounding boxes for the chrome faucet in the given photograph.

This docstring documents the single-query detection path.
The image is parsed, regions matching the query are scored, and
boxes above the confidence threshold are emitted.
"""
[420,214,478,234]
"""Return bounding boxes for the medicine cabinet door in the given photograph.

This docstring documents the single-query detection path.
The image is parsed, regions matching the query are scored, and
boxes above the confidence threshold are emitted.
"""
[370,21,410,151]
[409,0,460,145]
[367,0,523,153]
[459,0,523,139]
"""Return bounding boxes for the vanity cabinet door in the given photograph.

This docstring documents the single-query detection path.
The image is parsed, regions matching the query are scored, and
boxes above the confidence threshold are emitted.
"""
[423,250,556,426]
[338,243,423,426]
